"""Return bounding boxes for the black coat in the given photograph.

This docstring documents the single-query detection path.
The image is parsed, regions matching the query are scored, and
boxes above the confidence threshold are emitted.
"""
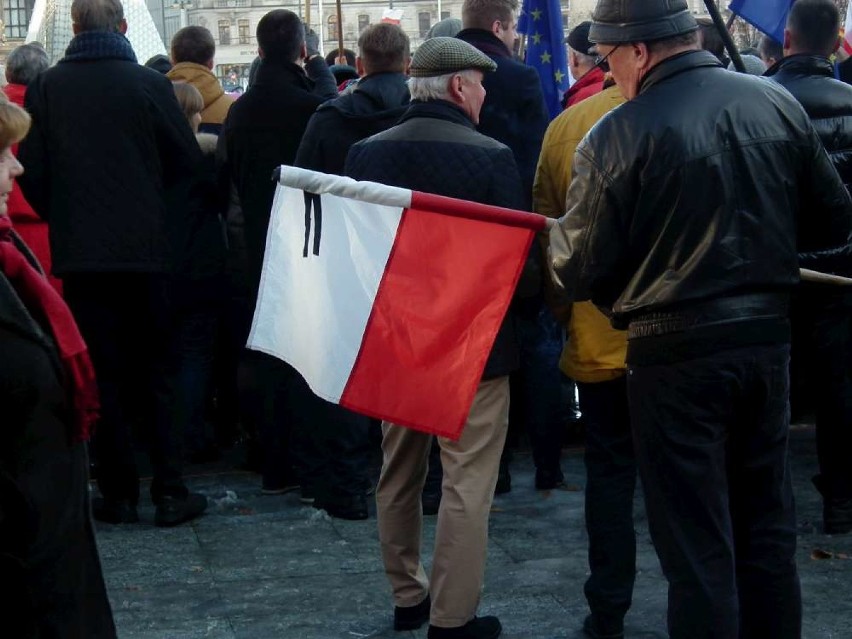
[218,60,330,295]
[456,29,549,211]
[18,59,202,276]
[295,71,410,175]
[551,50,852,329]
[345,100,525,379]
[0,235,115,638]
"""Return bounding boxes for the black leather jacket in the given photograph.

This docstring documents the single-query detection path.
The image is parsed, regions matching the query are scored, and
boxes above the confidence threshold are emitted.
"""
[550,50,852,334]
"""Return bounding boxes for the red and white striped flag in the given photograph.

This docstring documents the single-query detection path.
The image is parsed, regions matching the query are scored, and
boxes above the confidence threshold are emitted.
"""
[247,166,547,440]
[844,1,852,54]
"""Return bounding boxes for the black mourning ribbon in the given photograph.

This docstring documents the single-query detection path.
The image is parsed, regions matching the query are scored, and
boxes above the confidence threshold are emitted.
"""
[303,191,323,257]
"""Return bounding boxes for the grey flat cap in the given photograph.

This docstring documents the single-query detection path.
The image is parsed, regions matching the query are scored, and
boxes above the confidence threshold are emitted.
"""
[409,37,497,77]
[589,0,698,44]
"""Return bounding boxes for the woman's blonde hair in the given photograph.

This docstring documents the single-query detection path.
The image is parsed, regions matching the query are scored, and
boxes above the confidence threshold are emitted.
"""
[172,81,204,124]
[0,98,31,149]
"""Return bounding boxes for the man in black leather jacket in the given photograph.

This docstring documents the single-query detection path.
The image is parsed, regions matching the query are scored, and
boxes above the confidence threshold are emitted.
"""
[765,0,852,536]
[549,1,852,637]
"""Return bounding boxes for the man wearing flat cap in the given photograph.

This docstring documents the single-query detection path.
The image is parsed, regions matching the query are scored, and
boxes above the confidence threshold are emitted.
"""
[549,0,852,637]
[346,37,526,639]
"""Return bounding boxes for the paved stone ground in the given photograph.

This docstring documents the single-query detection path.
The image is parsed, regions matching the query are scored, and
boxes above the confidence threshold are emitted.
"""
[97,426,852,639]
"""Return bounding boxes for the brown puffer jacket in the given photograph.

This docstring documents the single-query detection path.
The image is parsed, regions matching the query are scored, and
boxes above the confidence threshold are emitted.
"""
[167,62,234,131]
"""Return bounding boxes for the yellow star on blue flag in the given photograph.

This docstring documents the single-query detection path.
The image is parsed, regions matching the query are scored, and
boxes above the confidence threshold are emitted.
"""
[517,0,569,119]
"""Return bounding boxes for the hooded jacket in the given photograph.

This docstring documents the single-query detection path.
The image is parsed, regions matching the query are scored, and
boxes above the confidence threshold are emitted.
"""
[167,62,235,134]
[295,71,410,175]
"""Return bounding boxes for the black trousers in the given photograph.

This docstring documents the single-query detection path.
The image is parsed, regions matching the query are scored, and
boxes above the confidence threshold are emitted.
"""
[628,343,801,639]
[577,377,636,623]
[64,273,185,504]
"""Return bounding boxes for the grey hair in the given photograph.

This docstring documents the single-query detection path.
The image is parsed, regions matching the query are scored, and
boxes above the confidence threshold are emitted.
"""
[5,44,50,85]
[569,48,597,66]
[71,0,124,32]
[409,69,481,101]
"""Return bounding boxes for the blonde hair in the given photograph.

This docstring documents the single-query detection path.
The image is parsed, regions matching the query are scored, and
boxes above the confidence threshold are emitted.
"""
[0,99,31,149]
[172,81,204,125]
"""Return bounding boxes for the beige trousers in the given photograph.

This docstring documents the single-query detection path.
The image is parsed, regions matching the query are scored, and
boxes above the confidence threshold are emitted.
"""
[376,376,509,628]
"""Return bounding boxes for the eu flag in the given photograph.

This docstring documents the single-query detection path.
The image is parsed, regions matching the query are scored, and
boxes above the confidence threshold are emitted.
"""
[729,0,794,43]
[518,0,568,119]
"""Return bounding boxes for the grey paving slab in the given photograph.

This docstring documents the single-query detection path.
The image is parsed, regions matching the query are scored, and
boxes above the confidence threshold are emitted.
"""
[101,427,852,639]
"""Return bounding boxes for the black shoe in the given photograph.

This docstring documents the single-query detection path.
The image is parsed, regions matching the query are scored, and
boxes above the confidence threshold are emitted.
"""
[154,492,207,527]
[422,492,441,516]
[315,494,368,521]
[92,497,139,524]
[428,616,501,639]
[495,473,511,495]
[582,614,624,639]
[535,470,566,491]
[394,595,430,631]
[825,497,852,534]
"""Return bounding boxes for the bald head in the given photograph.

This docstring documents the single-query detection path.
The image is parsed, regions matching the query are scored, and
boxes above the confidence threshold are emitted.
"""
[71,0,126,33]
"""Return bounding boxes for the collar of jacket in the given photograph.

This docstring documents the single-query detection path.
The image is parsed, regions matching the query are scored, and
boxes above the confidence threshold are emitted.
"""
[400,99,475,129]
[764,53,834,79]
[351,72,410,107]
[254,60,312,90]
[167,62,225,107]
[2,83,26,106]
[638,49,721,96]
[456,28,512,59]
[566,66,605,99]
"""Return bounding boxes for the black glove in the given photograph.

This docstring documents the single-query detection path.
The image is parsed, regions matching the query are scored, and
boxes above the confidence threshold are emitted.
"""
[304,26,320,58]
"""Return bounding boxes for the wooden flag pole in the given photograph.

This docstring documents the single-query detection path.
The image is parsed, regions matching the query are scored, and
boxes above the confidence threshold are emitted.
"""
[703,0,746,72]
[336,0,345,64]
[305,0,311,31]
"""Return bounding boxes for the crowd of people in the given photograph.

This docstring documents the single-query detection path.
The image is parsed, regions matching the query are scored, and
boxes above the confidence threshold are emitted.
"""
[1,0,851,637]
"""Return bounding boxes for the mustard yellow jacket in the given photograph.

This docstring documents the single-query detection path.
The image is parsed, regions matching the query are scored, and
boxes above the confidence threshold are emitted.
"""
[167,62,235,126]
[533,85,628,383]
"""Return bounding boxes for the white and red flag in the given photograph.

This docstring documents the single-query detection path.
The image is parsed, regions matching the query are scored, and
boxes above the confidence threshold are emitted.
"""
[844,1,852,54]
[247,166,548,440]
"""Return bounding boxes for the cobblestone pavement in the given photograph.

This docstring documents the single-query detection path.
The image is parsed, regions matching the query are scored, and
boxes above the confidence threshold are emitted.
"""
[97,426,852,638]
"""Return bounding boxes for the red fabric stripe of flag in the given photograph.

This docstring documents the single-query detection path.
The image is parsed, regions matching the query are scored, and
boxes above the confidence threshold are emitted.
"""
[339,191,545,440]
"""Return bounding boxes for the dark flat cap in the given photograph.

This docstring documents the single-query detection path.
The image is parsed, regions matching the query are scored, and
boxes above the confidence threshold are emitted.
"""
[409,37,497,77]
[566,21,594,55]
[589,0,698,45]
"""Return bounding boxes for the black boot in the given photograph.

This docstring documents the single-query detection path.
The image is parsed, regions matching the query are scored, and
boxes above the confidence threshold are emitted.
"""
[394,595,430,631]
[428,616,501,639]
[154,492,208,527]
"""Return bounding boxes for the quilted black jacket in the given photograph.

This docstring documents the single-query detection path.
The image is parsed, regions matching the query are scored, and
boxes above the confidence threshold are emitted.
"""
[345,99,525,379]
[550,50,852,331]
[18,59,202,275]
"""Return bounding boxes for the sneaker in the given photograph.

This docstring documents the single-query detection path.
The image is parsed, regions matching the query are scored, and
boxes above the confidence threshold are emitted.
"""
[428,616,501,639]
[582,614,624,639]
[154,492,207,527]
[92,497,139,524]
[394,595,430,631]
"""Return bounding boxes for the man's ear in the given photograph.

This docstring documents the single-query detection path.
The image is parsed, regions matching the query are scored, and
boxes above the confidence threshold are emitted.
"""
[300,42,308,60]
[490,18,502,38]
[257,47,265,59]
[783,28,792,54]
[118,18,128,35]
[206,58,215,70]
[72,23,81,35]
[355,56,366,76]
[833,35,842,55]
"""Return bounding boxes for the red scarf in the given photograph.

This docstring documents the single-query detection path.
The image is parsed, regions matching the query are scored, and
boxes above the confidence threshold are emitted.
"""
[0,215,99,441]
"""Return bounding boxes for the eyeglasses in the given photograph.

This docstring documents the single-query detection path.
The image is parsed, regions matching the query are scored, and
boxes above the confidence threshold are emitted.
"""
[594,43,621,68]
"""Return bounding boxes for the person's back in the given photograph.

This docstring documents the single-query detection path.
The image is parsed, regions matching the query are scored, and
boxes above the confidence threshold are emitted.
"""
[167,26,234,134]
[456,0,548,209]
[295,23,410,176]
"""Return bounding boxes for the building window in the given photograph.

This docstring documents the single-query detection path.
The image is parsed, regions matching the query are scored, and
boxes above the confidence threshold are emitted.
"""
[441,11,450,20]
[358,14,370,32]
[327,14,339,41]
[418,12,431,38]
[238,19,250,45]
[4,0,33,39]
[562,13,569,29]
[219,19,231,46]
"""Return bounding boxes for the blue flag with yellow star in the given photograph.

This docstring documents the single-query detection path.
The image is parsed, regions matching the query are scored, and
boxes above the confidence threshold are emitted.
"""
[518,0,568,119]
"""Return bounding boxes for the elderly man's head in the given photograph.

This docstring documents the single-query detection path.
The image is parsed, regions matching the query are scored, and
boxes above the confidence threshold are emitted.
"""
[589,0,699,100]
[71,0,126,35]
[5,44,50,86]
[408,37,496,125]
[566,21,597,81]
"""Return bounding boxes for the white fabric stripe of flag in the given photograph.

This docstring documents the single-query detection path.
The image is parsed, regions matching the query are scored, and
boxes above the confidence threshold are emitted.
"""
[247,169,410,403]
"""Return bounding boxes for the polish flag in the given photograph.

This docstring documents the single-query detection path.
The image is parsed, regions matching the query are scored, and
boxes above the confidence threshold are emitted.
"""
[247,166,548,440]
[845,1,852,55]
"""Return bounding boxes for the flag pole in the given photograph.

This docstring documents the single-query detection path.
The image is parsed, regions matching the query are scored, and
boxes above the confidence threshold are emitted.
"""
[305,0,311,30]
[336,0,345,63]
[703,0,746,72]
